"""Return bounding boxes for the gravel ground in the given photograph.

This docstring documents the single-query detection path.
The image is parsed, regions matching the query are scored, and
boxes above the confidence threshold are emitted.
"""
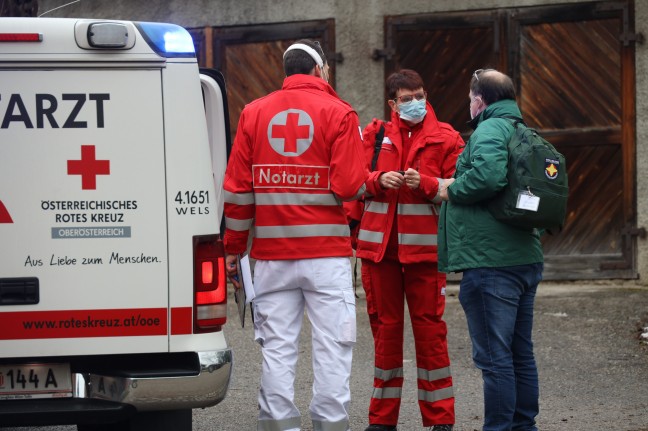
[4,281,648,431]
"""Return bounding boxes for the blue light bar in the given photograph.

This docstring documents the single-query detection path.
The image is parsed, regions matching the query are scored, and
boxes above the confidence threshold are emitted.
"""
[135,22,195,58]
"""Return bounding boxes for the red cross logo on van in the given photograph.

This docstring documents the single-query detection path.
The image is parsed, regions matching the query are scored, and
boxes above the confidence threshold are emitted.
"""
[67,145,110,190]
[268,109,314,156]
[0,200,12,224]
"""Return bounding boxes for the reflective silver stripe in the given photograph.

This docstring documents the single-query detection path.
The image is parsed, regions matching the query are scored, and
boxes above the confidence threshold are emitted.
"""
[257,417,301,431]
[365,200,389,214]
[313,418,350,431]
[255,224,349,239]
[346,183,367,201]
[398,233,438,246]
[224,190,255,205]
[397,203,433,216]
[225,216,253,232]
[417,366,452,382]
[375,366,404,382]
[372,386,402,399]
[256,193,340,206]
[358,229,384,244]
[418,386,455,403]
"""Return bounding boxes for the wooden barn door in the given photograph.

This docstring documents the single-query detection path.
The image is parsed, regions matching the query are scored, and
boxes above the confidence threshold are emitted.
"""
[380,1,641,280]
[189,20,337,138]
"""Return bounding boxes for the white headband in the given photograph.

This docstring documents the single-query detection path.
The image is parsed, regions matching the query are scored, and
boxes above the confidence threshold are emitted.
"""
[283,43,324,68]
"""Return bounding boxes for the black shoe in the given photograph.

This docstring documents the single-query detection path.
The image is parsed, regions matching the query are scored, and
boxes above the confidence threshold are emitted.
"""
[430,425,453,431]
[365,425,397,431]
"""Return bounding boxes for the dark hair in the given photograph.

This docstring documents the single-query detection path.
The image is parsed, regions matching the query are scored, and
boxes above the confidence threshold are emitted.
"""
[283,39,327,77]
[385,69,425,100]
[470,69,516,104]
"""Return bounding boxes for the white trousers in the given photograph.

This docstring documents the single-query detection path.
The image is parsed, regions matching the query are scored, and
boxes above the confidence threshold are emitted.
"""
[253,257,356,431]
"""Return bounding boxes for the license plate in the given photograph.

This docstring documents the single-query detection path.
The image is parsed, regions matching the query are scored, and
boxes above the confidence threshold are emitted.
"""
[0,363,73,400]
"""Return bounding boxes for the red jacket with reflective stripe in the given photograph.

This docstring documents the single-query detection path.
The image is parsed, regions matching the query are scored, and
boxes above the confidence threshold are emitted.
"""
[353,104,464,264]
[224,74,368,260]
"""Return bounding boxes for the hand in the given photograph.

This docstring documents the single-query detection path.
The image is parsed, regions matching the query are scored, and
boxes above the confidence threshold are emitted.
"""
[225,254,241,289]
[379,171,405,189]
[403,168,420,190]
[439,178,456,201]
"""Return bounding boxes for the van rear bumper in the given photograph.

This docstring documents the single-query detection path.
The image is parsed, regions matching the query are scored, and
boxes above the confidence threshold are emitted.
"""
[0,349,232,426]
[81,349,233,411]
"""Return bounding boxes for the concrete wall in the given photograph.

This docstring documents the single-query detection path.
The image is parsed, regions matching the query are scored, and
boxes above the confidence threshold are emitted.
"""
[635,2,648,285]
[38,0,648,284]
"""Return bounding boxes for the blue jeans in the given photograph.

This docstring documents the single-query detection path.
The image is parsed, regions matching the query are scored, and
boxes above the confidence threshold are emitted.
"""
[459,263,543,431]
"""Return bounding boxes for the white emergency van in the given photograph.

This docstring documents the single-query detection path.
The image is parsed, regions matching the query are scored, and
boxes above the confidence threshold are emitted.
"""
[0,18,232,430]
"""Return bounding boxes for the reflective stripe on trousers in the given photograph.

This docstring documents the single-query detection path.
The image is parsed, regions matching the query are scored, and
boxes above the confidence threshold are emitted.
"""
[257,417,351,431]
[417,366,454,402]
[258,417,301,431]
[371,366,404,399]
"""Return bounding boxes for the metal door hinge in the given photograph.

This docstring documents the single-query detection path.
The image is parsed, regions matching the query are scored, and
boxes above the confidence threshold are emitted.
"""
[620,31,644,46]
[372,48,395,61]
[327,51,344,64]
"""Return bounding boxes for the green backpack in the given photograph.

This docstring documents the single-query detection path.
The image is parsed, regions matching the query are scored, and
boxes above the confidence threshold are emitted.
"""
[487,119,568,230]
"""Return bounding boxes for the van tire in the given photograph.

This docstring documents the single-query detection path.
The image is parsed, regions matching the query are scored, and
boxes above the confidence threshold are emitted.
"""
[77,409,192,431]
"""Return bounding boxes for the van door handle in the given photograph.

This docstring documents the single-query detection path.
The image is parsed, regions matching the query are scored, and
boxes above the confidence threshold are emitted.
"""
[0,277,40,305]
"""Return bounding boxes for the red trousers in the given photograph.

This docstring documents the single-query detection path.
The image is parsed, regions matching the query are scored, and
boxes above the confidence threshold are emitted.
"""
[361,258,455,427]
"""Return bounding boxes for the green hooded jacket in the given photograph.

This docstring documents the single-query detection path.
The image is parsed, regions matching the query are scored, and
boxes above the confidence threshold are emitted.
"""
[438,99,543,273]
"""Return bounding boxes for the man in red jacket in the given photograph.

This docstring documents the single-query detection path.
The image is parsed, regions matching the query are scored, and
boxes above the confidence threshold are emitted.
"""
[350,69,463,431]
[223,39,368,431]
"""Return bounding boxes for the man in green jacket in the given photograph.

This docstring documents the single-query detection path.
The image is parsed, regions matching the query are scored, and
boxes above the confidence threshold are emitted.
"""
[438,69,543,431]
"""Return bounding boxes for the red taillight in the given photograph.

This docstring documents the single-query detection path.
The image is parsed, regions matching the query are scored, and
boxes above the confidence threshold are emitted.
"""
[0,33,42,42]
[193,235,227,333]
[202,261,214,284]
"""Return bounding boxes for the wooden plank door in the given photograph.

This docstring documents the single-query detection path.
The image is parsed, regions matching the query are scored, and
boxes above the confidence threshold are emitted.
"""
[382,1,639,280]
[510,1,638,278]
[189,20,337,138]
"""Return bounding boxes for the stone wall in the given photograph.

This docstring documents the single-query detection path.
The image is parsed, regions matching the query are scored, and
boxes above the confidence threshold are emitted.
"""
[37,0,648,284]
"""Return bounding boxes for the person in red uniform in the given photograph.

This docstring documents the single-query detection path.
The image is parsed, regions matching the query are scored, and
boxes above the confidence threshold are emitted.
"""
[223,39,368,431]
[350,69,464,431]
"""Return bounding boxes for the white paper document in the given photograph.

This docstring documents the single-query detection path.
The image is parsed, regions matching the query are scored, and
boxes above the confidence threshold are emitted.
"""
[240,254,255,304]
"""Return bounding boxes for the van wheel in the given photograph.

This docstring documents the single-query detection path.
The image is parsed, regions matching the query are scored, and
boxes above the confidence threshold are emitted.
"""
[77,409,192,431]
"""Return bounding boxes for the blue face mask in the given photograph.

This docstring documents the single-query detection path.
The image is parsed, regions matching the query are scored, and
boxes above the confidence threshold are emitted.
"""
[398,99,427,124]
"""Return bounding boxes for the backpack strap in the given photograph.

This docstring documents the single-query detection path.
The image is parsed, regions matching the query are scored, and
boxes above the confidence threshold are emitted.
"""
[370,122,385,171]
[501,115,526,127]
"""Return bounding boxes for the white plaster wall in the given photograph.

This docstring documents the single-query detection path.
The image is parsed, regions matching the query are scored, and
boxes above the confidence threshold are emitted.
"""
[38,0,647,284]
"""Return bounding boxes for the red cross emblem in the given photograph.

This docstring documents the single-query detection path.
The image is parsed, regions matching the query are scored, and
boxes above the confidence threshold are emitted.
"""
[267,109,314,156]
[67,145,110,190]
[0,201,12,224]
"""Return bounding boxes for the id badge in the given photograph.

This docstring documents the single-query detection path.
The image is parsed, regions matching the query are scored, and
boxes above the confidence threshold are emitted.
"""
[516,190,540,212]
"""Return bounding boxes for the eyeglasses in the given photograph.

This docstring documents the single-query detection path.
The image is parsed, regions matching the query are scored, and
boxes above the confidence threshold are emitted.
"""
[392,91,427,104]
[473,69,484,81]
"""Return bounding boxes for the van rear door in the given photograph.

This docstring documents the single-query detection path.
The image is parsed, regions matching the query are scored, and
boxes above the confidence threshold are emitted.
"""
[0,67,170,356]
